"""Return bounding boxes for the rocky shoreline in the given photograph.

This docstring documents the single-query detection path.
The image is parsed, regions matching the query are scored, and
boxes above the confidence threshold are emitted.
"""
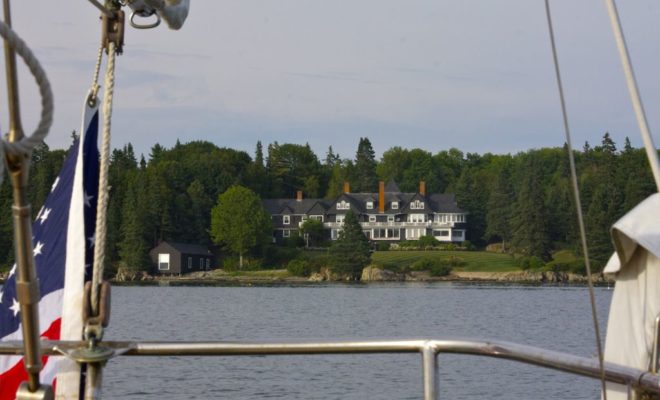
[0,267,615,286]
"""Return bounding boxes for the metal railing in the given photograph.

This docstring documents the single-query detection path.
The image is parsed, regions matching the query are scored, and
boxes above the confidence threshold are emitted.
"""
[1,337,659,399]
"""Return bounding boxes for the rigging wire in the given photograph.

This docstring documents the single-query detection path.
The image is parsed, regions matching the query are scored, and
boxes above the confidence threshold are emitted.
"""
[543,1,608,398]
[603,0,660,192]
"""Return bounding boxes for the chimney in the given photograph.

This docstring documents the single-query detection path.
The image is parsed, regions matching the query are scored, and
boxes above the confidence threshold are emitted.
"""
[296,190,303,202]
[419,181,426,196]
[343,181,350,194]
[379,181,385,213]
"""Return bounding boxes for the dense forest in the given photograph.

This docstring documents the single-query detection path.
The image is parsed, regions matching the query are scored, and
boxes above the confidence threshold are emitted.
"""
[0,134,656,273]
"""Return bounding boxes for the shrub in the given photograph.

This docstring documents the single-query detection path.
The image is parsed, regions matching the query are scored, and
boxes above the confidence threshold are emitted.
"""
[377,261,405,273]
[418,235,439,248]
[287,259,310,277]
[376,242,391,251]
[222,257,238,271]
[430,264,452,277]
[410,257,438,271]
[569,260,587,275]
[262,245,301,268]
[461,240,476,251]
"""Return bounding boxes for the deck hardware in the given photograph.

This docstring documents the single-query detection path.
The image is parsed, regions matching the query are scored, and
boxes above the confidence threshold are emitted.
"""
[14,382,53,400]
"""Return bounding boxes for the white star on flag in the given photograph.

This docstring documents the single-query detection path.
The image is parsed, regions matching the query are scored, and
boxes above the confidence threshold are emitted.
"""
[39,208,52,225]
[0,289,3,304]
[33,241,44,256]
[84,191,94,208]
[8,264,15,278]
[10,298,20,317]
[88,234,95,248]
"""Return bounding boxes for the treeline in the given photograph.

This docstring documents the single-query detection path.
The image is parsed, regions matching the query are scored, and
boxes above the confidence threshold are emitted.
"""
[0,134,655,272]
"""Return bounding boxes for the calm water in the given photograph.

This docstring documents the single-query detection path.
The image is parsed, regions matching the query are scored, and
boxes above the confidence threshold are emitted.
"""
[102,283,613,399]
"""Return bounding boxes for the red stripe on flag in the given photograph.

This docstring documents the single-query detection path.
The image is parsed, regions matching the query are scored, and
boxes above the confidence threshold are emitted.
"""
[0,318,61,399]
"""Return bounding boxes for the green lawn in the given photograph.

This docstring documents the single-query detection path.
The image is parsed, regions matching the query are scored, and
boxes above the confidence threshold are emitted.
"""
[371,250,520,272]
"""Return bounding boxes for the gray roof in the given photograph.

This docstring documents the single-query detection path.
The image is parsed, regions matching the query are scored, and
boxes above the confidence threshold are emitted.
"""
[165,242,212,255]
[262,181,465,216]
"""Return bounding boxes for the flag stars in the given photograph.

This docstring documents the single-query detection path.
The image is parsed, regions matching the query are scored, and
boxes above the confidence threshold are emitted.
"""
[50,177,60,192]
[8,264,15,278]
[33,241,44,257]
[10,298,20,317]
[84,191,94,208]
[39,208,52,225]
[0,289,3,304]
[88,234,95,248]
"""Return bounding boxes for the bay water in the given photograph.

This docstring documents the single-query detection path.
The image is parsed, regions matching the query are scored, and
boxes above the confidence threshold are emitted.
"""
[102,283,612,399]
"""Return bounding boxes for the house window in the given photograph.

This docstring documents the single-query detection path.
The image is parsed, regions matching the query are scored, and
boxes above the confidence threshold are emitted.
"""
[337,200,350,210]
[336,215,345,224]
[387,215,395,223]
[199,258,204,269]
[434,230,449,237]
[410,200,425,210]
[187,257,192,269]
[158,253,170,271]
[391,202,399,210]
[366,201,374,209]
[206,258,210,270]
[283,229,291,238]
[311,215,324,222]
[283,215,290,225]
[408,214,426,223]
[369,215,376,222]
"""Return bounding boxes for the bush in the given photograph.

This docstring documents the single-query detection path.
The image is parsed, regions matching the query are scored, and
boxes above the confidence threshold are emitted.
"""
[410,257,439,271]
[287,259,310,277]
[376,242,391,251]
[418,235,439,248]
[518,256,545,270]
[262,245,301,268]
[377,261,406,273]
[305,254,330,274]
[222,257,239,271]
[430,264,452,277]
[461,240,476,251]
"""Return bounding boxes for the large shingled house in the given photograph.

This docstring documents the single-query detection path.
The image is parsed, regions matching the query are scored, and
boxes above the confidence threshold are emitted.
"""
[262,181,467,245]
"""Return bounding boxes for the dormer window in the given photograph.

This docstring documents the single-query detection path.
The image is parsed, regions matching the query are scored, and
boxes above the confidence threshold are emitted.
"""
[391,202,399,210]
[283,215,290,225]
[366,201,374,209]
[337,200,350,210]
[410,200,424,210]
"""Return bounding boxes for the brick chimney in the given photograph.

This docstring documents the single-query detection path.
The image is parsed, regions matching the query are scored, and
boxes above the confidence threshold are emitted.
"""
[296,190,303,201]
[343,182,350,194]
[419,181,426,196]
[379,181,385,213]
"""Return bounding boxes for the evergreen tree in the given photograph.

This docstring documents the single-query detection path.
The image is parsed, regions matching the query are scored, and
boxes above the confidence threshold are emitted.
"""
[484,164,513,250]
[118,174,149,271]
[353,137,378,192]
[511,157,551,260]
[329,210,370,280]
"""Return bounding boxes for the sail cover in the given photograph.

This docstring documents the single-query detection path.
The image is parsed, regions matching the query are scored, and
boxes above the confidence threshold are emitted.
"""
[603,193,660,399]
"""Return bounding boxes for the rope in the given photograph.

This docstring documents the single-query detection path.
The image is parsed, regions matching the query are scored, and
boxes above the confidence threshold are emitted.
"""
[0,19,53,162]
[544,2,607,398]
[603,0,660,192]
[90,41,116,315]
[88,44,104,106]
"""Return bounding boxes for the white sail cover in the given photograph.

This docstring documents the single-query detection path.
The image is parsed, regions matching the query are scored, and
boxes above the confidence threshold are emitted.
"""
[603,193,660,399]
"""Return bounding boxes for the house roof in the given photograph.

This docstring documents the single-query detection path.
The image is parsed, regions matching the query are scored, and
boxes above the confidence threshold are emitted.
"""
[163,241,211,255]
[262,198,326,215]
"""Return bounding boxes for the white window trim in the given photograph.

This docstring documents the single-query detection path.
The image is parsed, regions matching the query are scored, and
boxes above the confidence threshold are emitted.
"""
[369,215,376,222]
[158,253,170,271]
[205,258,210,269]
[283,215,290,225]
[387,215,395,223]
[283,229,291,238]
[187,257,192,269]
[366,201,374,209]
[391,202,399,210]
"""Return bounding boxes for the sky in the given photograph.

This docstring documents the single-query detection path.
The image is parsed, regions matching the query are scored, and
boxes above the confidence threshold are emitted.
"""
[1,1,660,161]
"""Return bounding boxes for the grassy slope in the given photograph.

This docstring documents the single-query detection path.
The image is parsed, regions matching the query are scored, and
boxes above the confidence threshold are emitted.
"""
[371,250,520,272]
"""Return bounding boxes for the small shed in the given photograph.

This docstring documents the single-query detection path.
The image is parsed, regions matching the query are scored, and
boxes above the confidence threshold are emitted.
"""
[149,241,214,275]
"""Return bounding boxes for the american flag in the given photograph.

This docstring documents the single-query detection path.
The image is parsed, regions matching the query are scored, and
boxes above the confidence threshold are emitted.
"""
[0,103,99,398]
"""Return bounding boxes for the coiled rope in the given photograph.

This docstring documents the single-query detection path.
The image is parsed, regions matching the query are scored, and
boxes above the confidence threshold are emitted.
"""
[544,1,607,398]
[0,19,54,185]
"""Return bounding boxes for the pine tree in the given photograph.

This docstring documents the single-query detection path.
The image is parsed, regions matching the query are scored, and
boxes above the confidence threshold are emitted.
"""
[329,210,371,280]
[484,165,513,250]
[354,137,378,192]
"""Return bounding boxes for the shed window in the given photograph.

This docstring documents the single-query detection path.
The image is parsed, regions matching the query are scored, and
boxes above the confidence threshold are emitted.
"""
[188,257,192,269]
[199,258,204,269]
[158,253,170,271]
[206,258,210,269]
